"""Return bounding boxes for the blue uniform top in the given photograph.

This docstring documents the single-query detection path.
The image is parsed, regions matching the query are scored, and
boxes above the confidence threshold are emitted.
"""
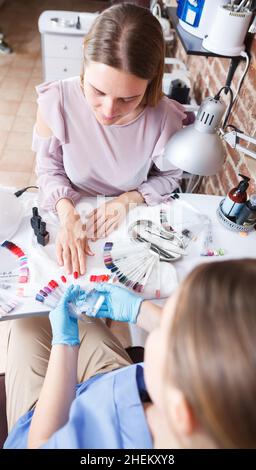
[4,363,153,449]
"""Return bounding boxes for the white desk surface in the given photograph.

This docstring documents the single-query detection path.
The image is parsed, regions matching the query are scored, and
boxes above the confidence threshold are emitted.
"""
[0,192,255,321]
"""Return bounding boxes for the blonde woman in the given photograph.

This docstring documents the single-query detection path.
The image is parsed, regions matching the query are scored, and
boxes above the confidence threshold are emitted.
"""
[34,3,186,276]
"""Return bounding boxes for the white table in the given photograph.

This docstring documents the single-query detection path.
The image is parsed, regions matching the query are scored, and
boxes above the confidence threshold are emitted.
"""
[0,192,254,330]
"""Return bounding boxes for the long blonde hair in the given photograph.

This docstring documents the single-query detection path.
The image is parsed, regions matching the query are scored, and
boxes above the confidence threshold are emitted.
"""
[81,3,165,106]
[167,259,256,448]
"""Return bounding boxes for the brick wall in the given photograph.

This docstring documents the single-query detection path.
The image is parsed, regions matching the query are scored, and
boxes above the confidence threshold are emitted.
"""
[173,35,256,196]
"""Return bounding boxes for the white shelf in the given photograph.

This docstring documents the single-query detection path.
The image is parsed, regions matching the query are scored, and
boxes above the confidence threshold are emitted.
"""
[38,10,98,35]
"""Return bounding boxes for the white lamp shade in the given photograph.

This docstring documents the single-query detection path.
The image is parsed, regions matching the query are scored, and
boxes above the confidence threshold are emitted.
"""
[164,124,225,176]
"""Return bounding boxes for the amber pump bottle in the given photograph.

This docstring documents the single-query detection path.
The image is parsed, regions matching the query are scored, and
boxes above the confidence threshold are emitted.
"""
[222,174,250,221]
[236,194,256,227]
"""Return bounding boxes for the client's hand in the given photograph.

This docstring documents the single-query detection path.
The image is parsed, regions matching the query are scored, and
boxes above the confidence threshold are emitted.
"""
[56,216,94,276]
[89,283,143,323]
[86,196,129,240]
[56,200,94,276]
[49,285,85,346]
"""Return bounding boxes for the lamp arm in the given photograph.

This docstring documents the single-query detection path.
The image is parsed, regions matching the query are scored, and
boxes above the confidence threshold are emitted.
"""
[219,129,256,160]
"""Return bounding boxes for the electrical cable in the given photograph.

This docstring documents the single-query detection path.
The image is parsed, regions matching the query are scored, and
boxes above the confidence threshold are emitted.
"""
[232,51,250,107]
[216,52,250,130]
[185,174,202,194]
[214,86,234,130]
[225,124,243,133]
[190,176,203,194]
[14,186,38,197]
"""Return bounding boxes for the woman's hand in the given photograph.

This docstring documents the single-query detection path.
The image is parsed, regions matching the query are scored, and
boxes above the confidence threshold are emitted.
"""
[56,199,94,275]
[90,283,162,331]
[49,285,85,346]
[86,191,144,240]
[28,284,84,449]
[87,283,144,323]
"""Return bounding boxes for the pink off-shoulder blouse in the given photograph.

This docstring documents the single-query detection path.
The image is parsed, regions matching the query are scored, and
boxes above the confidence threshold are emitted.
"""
[33,76,186,212]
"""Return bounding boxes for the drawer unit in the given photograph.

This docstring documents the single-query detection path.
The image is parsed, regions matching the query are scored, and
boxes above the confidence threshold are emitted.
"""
[43,34,83,59]
[44,57,82,80]
[39,10,98,81]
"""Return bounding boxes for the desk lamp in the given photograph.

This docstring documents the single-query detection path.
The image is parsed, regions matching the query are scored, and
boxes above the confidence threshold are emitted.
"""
[164,86,256,176]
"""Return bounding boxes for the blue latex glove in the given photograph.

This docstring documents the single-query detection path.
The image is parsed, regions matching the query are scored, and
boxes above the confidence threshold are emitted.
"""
[89,283,143,323]
[49,284,86,346]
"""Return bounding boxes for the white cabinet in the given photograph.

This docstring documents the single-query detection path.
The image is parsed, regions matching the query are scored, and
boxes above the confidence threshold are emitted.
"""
[38,10,98,81]
[43,57,82,81]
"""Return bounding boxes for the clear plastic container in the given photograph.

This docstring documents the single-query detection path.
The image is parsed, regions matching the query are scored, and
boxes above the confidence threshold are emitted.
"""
[68,289,105,321]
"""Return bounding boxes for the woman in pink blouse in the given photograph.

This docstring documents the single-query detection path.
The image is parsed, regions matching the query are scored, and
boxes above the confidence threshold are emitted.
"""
[34,3,186,275]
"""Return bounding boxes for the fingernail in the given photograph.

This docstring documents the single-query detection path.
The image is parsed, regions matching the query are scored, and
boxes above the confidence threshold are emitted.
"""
[61,275,67,283]
[73,271,79,279]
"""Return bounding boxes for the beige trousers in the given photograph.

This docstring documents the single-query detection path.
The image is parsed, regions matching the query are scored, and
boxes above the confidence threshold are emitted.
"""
[5,316,132,432]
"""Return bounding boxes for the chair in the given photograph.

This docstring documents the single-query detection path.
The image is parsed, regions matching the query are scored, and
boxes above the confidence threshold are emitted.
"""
[126,346,144,364]
[0,373,7,448]
[0,346,144,448]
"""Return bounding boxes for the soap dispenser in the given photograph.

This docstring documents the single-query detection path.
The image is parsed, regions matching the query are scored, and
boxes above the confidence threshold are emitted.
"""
[221,174,250,221]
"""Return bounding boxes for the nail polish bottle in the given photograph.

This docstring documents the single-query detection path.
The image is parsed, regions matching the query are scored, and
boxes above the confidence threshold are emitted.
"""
[34,215,42,235]
[31,207,42,235]
[221,174,250,221]
[76,15,81,29]
[71,289,105,319]
[83,289,105,317]
[37,221,50,246]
